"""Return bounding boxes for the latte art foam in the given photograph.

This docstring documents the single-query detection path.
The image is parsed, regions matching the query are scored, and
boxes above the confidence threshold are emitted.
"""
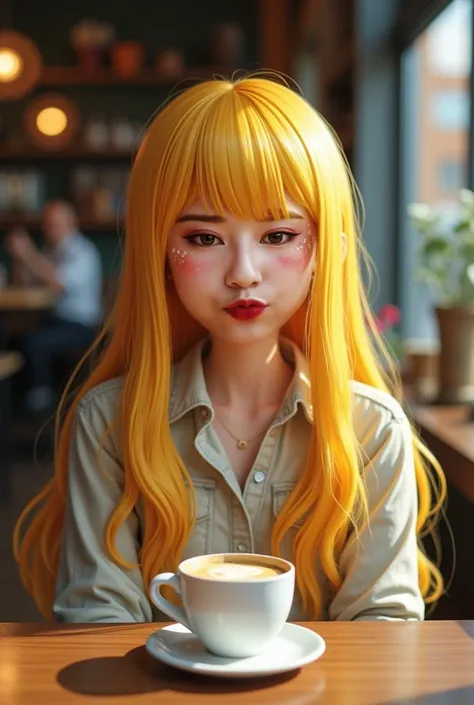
[207,564,269,580]
[187,560,284,581]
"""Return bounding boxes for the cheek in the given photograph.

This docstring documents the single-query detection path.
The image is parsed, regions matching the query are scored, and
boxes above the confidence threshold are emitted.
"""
[276,250,313,272]
[169,248,213,277]
[276,255,304,269]
[276,235,314,272]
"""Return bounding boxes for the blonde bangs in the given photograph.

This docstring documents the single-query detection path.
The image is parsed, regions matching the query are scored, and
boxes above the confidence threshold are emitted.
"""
[161,81,321,224]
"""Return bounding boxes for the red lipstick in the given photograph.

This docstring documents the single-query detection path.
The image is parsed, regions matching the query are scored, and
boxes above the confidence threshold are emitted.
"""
[224,298,268,321]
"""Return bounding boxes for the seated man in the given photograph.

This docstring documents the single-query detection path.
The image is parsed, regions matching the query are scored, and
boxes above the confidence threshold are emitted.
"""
[5,200,103,413]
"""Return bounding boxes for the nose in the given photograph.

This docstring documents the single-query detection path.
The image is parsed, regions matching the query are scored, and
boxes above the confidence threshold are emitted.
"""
[225,243,262,289]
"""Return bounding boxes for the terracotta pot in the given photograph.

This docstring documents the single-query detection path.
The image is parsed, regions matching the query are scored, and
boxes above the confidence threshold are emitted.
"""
[436,305,474,403]
[404,339,439,401]
[111,41,144,77]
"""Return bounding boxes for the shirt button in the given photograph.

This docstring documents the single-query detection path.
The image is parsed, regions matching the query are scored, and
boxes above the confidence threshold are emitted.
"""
[270,428,279,438]
[253,471,266,484]
[237,542,248,552]
[201,408,209,418]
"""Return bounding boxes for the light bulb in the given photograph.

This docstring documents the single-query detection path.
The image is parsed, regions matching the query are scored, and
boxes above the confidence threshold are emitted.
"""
[36,107,68,136]
[0,49,23,82]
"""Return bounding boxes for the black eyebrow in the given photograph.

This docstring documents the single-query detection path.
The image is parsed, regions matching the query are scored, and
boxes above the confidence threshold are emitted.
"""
[175,210,305,223]
[176,214,226,223]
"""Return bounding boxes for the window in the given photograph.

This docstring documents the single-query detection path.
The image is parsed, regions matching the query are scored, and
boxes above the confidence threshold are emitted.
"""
[400,0,473,340]
[431,89,470,129]
[438,159,465,191]
[427,0,472,75]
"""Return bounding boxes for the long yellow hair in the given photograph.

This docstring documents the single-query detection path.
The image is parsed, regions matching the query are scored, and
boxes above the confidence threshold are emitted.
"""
[13,73,446,619]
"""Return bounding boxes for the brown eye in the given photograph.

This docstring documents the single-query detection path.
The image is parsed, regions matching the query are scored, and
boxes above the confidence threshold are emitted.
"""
[262,231,297,245]
[198,234,217,246]
[184,233,222,247]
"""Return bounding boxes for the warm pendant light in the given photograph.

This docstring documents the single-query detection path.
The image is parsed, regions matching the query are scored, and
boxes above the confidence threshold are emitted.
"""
[0,29,42,100]
[23,93,80,150]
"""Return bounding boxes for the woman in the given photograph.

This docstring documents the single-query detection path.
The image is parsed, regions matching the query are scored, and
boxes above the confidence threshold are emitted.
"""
[14,74,446,622]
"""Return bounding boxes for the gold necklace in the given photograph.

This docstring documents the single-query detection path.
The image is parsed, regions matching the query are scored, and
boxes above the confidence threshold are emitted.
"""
[214,414,267,450]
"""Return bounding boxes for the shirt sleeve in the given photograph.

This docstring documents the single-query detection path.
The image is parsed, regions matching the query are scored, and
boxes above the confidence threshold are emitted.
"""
[328,411,425,621]
[53,405,154,623]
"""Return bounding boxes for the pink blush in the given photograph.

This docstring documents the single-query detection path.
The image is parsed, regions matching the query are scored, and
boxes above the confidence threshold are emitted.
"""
[276,251,310,270]
[277,232,314,270]
[170,247,214,276]
[277,255,300,267]
[174,259,198,275]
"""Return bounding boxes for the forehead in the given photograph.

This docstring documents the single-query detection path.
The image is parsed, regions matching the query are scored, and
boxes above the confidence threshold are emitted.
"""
[177,196,308,221]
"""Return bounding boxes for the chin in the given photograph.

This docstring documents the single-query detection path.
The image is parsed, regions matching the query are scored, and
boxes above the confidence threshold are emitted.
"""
[208,322,278,346]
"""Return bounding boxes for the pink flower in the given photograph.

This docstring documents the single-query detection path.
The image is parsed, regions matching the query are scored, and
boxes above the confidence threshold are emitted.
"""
[378,304,401,329]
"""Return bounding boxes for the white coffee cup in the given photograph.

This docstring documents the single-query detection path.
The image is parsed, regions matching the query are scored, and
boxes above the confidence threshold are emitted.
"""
[149,552,295,658]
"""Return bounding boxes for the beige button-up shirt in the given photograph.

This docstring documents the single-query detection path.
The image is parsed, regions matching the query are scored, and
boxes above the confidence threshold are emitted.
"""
[53,337,424,623]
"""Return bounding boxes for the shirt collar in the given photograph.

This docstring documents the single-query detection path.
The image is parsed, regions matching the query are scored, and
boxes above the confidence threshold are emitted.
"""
[169,336,313,424]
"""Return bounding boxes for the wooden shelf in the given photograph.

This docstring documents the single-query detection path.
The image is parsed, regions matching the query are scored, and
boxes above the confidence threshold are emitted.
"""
[0,145,135,161]
[39,65,233,87]
[0,214,123,231]
[334,113,354,150]
[324,41,355,89]
[295,0,323,47]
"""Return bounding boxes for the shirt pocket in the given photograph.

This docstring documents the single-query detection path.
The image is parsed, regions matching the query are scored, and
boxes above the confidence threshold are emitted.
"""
[272,482,306,529]
[183,478,216,557]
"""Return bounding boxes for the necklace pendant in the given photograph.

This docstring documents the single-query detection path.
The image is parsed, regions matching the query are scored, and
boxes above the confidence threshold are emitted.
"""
[237,439,248,450]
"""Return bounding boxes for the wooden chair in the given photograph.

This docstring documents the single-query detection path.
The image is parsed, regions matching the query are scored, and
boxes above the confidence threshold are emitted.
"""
[0,351,24,502]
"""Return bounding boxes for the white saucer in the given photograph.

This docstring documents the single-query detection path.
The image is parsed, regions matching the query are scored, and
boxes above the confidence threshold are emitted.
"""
[145,622,326,679]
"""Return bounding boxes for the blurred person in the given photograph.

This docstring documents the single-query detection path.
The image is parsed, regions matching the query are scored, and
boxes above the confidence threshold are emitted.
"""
[5,200,103,412]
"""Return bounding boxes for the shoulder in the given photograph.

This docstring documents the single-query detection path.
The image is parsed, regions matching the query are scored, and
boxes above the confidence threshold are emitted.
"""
[351,380,412,463]
[351,380,407,427]
[67,233,101,262]
[76,376,124,429]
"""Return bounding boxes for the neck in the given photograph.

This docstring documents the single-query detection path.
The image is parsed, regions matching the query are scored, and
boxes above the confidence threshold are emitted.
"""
[203,335,293,412]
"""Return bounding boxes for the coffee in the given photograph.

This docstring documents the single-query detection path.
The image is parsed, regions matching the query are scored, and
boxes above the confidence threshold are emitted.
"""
[184,556,285,581]
[149,552,295,657]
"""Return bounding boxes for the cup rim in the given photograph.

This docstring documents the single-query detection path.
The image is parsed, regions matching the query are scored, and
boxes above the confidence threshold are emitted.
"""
[178,552,294,583]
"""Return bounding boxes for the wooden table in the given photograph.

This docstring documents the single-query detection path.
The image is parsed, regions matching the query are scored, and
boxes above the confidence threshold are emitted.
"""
[0,351,23,380]
[408,401,474,619]
[1,621,473,704]
[0,286,55,311]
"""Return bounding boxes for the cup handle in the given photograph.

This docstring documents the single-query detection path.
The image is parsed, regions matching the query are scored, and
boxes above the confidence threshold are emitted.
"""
[149,573,191,630]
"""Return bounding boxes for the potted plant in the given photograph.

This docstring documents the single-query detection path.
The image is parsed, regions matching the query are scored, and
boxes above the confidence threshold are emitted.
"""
[408,188,474,403]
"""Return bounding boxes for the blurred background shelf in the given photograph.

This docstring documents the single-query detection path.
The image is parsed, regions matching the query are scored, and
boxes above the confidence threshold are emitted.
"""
[0,146,135,161]
[0,214,123,231]
[39,65,234,87]
[323,41,355,89]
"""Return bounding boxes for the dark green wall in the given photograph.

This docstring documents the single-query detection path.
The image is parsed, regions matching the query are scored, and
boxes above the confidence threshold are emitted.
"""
[12,0,258,66]
[3,1,259,275]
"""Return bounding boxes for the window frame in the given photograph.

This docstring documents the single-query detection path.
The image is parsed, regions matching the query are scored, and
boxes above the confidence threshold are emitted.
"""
[396,0,474,340]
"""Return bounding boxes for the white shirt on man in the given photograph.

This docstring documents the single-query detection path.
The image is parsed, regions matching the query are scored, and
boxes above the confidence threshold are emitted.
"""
[45,231,103,328]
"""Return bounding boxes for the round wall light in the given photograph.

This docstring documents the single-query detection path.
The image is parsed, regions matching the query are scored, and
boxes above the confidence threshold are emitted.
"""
[0,29,42,100]
[24,94,80,151]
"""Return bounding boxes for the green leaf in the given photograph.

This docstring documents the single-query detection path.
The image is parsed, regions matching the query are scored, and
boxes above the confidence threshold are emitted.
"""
[414,267,444,287]
[420,238,451,257]
[459,243,474,261]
